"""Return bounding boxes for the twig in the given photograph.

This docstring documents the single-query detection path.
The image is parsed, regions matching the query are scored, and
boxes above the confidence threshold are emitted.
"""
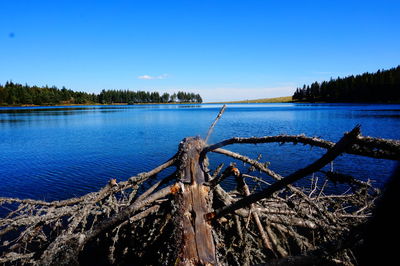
[81,184,174,246]
[205,104,227,143]
[238,176,273,252]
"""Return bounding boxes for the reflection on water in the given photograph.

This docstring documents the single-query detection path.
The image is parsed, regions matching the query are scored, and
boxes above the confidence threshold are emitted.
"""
[358,114,400,118]
[0,103,399,201]
[0,119,25,123]
[176,105,202,108]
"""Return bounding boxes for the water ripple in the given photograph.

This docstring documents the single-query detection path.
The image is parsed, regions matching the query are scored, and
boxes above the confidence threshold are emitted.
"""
[1,104,399,200]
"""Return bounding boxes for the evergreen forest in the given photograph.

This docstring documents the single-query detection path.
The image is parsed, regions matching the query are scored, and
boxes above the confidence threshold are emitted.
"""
[0,82,203,105]
[292,66,400,102]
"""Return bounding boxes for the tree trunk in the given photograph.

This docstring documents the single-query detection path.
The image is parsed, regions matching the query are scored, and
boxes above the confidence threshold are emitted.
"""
[172,137,216,265]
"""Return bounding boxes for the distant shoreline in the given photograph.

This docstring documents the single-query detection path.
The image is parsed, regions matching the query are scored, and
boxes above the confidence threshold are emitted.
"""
[2,96,400,107]
[0,102,204,108]
[0,97,293,107]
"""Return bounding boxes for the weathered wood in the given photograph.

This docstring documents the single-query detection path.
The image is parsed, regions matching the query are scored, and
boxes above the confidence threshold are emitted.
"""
[0,116,394,265]
[174,137,216,265]
[211,125,361,219]
[237,175,274,253]
[204,129,400,160]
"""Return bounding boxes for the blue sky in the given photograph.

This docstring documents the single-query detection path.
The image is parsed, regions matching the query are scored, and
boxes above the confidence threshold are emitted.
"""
[1,0,399,102]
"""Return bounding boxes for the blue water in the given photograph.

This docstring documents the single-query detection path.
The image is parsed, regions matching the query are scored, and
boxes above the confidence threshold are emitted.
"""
[0,103,399,201]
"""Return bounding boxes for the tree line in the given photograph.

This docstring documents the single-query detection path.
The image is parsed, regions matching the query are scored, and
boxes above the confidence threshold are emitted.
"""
[0,81,203,105]
[98,90,202,104]
[292,65,400,102]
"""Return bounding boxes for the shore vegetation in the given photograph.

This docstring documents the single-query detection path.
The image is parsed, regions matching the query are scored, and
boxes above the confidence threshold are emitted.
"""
[293,65,400,103]
[0,82,202,106]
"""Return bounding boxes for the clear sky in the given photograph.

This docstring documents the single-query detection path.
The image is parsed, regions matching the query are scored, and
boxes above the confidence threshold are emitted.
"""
[1,0,399,102]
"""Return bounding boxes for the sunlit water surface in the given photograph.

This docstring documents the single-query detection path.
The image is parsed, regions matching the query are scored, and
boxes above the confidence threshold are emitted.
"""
[1,103,399,201]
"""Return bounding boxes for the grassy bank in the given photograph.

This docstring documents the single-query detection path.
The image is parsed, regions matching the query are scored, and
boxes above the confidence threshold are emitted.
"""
[211,96,293,104]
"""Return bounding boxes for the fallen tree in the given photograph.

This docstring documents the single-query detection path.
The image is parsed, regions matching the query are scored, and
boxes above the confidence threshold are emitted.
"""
[1,105,399,265]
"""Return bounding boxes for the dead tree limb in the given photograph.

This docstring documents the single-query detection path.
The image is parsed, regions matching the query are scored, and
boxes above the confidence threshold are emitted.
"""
[1,105,397,266]
[172,137,216,265]
[211,147,339,225]
[210,125,361,219]
[205,104,226,143]
[236,174,274,252]
[204,130,400,160]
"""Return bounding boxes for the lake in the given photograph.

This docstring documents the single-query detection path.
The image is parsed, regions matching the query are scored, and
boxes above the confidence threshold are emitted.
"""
[1,103,399,201]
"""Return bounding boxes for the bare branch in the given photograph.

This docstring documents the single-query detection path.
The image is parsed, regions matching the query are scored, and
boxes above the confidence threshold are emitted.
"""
[205,129,400,160]
[211,125,361,219]
[205,104,226,143]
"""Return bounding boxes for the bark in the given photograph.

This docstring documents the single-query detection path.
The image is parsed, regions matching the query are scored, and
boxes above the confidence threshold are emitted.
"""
[171,137,216,265]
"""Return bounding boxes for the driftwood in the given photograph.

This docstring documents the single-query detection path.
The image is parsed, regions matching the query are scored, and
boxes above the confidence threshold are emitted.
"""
[1,106,399,265]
